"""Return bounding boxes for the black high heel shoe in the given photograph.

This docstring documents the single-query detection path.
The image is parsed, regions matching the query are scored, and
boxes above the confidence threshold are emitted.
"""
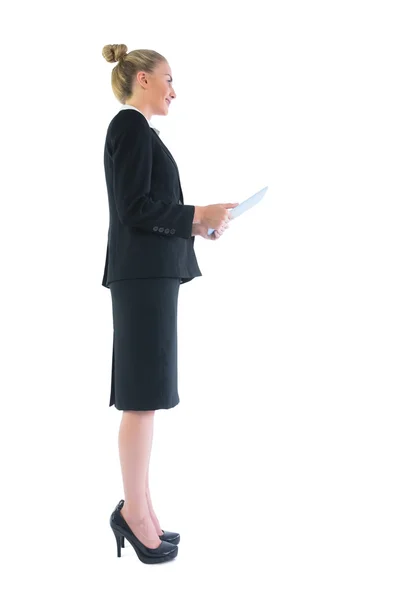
[117,499,180,547]
[110,500,178,564]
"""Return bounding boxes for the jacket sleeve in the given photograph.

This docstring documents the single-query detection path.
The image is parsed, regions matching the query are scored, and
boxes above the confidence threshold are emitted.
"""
[110,112,195,239]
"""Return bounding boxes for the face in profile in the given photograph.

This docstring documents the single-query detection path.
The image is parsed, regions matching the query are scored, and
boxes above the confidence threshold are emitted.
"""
[148,61,176,116]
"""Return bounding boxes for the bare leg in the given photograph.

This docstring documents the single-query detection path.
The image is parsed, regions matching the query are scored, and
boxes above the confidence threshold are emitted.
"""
[118,410,161,549]
[146,440,164,536]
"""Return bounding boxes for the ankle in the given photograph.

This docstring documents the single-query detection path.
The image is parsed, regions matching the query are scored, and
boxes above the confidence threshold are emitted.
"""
[122,500,147,519]
[121,506,142,521]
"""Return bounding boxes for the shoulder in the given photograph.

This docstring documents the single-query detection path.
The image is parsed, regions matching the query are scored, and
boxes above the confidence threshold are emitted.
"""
[107,109,150,140]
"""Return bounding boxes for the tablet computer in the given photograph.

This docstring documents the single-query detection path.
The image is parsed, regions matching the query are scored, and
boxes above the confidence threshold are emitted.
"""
[208,186,268,235]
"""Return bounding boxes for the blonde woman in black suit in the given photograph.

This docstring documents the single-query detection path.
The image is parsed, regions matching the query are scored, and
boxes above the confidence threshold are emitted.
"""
[102,44,238,564]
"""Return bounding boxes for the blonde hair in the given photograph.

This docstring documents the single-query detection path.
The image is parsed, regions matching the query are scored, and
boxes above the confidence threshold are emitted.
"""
[102,44,167,103]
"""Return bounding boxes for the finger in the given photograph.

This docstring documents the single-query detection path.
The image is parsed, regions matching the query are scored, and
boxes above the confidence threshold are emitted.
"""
[222,203,240,208]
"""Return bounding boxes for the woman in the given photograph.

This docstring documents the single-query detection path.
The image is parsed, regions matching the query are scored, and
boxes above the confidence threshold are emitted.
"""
[102,44,238,564]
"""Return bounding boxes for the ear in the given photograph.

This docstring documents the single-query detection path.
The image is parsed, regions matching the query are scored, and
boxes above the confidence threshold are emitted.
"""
[137,71,148,87]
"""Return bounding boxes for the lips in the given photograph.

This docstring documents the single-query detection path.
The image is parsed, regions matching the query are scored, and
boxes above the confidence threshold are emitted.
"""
[166,99,171,106]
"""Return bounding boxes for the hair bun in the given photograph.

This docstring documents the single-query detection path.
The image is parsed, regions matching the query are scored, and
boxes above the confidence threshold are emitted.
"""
[102,44,128,63]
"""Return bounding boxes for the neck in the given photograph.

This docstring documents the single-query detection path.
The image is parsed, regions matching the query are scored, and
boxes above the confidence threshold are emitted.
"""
[125,99,152,121]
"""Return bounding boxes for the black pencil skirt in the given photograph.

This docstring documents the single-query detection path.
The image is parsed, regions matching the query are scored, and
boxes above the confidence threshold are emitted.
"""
[108,277,181,411]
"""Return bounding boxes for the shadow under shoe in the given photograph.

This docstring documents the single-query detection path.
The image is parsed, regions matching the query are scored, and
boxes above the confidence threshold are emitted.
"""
[109,500,178,564]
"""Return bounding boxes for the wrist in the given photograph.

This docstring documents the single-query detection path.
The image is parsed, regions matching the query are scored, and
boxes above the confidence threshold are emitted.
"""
[193,206,204,224]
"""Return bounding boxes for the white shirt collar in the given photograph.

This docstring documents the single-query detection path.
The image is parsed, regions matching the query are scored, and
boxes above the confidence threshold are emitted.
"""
[119,104,160,135]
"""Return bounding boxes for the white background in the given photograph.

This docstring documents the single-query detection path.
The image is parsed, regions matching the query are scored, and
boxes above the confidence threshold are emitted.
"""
[1,0,399,598]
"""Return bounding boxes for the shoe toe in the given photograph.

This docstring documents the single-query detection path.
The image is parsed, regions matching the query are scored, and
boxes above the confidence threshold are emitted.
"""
[154,540,178,556]
[159,530,180,545]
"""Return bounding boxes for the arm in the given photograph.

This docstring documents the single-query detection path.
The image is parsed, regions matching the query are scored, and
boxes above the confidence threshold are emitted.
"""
[111,112,196,239]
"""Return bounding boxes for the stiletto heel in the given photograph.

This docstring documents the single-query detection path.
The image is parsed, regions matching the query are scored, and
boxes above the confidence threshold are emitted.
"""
[109,500,178,564]
[113,529,123,558]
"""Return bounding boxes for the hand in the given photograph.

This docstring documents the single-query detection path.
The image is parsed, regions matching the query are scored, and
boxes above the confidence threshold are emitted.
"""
[198,203,239,232]
[192,220,230,240]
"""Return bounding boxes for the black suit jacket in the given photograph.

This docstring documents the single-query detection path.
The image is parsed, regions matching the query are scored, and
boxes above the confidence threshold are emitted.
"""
[101,109,202,287]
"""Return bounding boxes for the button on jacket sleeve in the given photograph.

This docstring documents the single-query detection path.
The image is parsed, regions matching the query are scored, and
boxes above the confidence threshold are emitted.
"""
[110,112,195,238]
